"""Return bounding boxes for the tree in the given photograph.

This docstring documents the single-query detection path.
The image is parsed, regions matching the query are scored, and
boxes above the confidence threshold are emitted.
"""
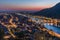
[0,28,5,40]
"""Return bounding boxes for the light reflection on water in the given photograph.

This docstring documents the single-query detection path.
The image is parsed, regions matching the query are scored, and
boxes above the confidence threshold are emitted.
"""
[44,23,60,34]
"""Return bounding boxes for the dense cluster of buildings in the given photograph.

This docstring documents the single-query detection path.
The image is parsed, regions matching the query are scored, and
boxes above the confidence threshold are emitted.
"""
[0,13,60,40]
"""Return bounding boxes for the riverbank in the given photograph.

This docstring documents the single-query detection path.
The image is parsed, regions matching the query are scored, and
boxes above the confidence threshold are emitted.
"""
[38,27,60,38]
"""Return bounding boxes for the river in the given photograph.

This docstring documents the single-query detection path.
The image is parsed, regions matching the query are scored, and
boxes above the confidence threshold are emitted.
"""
[30,17,60,34]
[44,23,60,34]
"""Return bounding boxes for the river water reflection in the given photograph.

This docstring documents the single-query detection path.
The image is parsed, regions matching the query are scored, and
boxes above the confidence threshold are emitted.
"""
[44,23,60,34]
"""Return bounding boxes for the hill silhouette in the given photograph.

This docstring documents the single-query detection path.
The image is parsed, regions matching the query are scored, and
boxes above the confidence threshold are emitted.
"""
[34,2,60,19]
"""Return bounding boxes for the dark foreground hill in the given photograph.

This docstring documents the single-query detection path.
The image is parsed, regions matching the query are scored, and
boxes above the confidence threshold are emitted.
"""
[34,2,60,19]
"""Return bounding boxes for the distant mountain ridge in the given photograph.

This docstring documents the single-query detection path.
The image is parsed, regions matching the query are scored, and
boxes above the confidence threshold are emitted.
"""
[34,2,60,19]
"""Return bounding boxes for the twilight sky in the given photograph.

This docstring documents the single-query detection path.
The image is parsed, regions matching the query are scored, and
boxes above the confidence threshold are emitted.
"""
[0,0,60,11]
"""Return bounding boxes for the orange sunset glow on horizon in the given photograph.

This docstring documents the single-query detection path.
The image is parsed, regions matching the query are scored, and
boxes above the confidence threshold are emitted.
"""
[0,0,60,11]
